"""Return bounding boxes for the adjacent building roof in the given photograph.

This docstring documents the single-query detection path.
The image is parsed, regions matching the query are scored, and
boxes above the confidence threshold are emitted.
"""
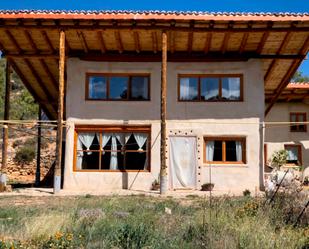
[0,10,308,118]
[266,82,309,102]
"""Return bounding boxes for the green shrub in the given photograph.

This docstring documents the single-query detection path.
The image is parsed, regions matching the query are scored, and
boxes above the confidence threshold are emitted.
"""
[243,189,251,197]
[12,139,23,148]
[14,146,35,164]
[271,149,288,169]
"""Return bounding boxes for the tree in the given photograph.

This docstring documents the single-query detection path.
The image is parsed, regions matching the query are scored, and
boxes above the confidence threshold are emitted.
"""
[291,71,309,83]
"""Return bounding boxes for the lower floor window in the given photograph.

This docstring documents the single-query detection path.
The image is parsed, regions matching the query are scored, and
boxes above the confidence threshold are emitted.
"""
[75,126,150,171]
[204,137,246,164]
[284,144,302,165]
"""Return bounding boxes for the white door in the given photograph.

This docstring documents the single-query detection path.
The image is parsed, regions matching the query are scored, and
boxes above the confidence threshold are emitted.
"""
[169,136,197,189]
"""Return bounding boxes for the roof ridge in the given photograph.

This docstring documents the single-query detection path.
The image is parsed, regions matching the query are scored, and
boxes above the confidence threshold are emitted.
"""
[0,9,308,16]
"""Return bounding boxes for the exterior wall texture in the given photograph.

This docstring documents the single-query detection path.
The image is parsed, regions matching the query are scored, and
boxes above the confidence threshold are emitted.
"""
[265,102,309,173]
[64,58,264,193]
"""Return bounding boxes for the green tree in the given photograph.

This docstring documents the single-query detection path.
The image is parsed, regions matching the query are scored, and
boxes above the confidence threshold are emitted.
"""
[291,71,309,83]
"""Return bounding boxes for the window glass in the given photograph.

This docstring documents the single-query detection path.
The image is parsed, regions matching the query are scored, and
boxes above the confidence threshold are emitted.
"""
[131,76,149,100]
[201,78,219,100]
[80,152,100,170]
[286,146,299,164]
[213,141,222,161]
[226,141,237,161]
[298,114,306,131]
[109,77,128,99]
[88,76,107,99]
[179,77,198,100]
[222,77,240,100]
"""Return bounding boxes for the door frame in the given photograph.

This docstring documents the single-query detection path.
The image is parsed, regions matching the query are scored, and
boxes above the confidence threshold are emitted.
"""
[168,135,198,190]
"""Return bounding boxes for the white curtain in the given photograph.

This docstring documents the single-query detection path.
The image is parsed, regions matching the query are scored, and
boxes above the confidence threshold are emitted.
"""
[206,141,214,161]
[100,134,112,155]
[76,133,96,169]
[287,147,298,161]
[180,78,190,100]
[109,133,131,170]
[222,78,240,99]
[169,137,197,189]
[134,133,148,151]
[235,141,242,161]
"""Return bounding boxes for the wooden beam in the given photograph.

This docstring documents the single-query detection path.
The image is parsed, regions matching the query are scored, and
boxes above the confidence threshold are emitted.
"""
[96,31,106,53]
[0,60,11,190]
[40,59,58,90]
[256,31,270,54]
[152,31,158,53]
[24,30,39,52]
[133,31,141,53]
[187,31,193,53]
[5,30,22,53]
[221,33,230,54]
[41,30,55,53]
[239,33,249,54]
[9,60,55,119]
[77,31,89,53]
[264,59,278,82]
[54,30,65,194]
[24,58,56,106]
[160,31,167,195]
[204,32,212,54]
[277,31,293,54]
[1,24,309,33]
[265,59,303,116]
[35,106,41,187]
[114,31,123,53]
[169,31,175,54]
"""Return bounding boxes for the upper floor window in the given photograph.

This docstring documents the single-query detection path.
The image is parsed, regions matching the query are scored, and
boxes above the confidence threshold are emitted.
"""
[178,74,243,102]
[290,113,307,132]
[86,74,150,101]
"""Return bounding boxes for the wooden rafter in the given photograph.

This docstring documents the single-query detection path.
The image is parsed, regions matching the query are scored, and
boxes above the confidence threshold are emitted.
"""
[5,29,21,53]
[40,59,58,90]
[41,30,55,53]
[96,31,106,53]
[77,31,89,53]
[10,60,55,118]
[169,31,175,53]
[221,33,230,54]
[256,31,270,54]
[133,31,141,53]
[204,32,212,54]
[187,31,193,53]
[239,33,249,53]
[24,30,38,52]
[152,31,158,53]
[114,31,123,53]
[24,58,56,105]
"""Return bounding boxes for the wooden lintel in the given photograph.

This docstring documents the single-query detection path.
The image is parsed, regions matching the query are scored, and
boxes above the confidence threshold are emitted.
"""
[239,33,249,54]
[77,31,89,53]
[221,33,230,54]
[256,31,269,54]
[133,31,141,53]
[96,31,106,53]
[187,32,193,53]
[41,30,55,53]
[114,31,123,53]
[204,32,212,53]
[5,29,22,53]
[152,31,158,53]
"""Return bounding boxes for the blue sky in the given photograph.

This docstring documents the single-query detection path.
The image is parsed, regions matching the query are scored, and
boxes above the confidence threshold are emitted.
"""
[1,0,309,75]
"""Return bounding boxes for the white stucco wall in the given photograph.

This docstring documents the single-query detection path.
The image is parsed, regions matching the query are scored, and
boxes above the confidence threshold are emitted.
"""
[63,58,264,193]
[265,102,309,171]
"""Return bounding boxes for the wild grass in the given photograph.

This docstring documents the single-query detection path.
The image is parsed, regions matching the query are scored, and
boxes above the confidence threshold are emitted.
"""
[0,194,307,248]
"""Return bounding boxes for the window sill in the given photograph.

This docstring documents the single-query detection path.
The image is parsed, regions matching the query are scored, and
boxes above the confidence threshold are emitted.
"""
[73,169,151,173]
[203,163,248,168]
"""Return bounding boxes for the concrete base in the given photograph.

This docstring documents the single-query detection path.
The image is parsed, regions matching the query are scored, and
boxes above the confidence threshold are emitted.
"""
[53,175,61,194]
[160,175,168,194]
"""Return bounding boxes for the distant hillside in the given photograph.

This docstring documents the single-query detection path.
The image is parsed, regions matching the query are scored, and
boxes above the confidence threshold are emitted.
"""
[0,58,38,120]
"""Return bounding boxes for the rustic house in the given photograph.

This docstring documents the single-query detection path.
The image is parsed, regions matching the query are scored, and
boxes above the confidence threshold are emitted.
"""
[0,10,308,194]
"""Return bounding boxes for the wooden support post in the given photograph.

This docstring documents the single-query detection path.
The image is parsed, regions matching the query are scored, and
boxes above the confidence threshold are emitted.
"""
[160,32,168,195]
[0,60,11,191]
[35,106,41,187]
[54,30,65,194]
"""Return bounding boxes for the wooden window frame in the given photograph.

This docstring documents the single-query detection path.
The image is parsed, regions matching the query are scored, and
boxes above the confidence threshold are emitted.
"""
[73,125,151,172]
[178,74,243,102]
[85,73,151,101]
[290,112,307,132]
[284,144,302,166]
[203,136,246,164]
